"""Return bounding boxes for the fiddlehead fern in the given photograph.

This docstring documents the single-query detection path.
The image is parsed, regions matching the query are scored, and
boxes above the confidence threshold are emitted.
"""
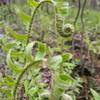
[28,0,56,34]
[13,61,41,100]
[56,14,74,38]
[27,0,57,43]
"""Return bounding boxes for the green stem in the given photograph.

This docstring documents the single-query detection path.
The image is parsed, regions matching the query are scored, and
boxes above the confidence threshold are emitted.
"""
[13,61,41,100]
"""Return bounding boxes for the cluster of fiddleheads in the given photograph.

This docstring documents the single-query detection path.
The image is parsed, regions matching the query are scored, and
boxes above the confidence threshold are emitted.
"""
[13,0,89,99]
[28,0,75,39]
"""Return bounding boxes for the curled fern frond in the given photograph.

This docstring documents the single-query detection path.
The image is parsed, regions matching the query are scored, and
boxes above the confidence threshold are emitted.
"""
[13,61,41,100]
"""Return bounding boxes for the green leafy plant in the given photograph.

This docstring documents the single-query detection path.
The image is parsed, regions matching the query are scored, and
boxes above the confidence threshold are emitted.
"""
[0,0,100,100]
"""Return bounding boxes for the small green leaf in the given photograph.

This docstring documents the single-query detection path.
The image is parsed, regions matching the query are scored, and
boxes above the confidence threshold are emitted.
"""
[4,75,16,86]
[27,0,38,7]
[49,55,62,70]
[16,10,31,23]
[14,5,31,23]
[63,62,75,69]
[62,53,72,62]
[6,27,28,44]
[25,42,35,62]
[0,88,12,97]
[91,88,100,100]
[27,87,38,96]
[2,42,16,52]
[35,42,46,61]
[11,51,25,61]
[59,74,75,82]
[6,49,23,74]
